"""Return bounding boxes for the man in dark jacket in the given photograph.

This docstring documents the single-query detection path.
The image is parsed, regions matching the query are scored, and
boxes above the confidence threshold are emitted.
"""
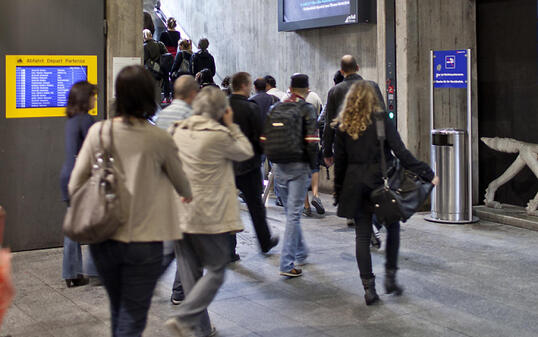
[249,78,280,125]
[229,72,279,259]
[263,74,319,277]
[323,55,386,166]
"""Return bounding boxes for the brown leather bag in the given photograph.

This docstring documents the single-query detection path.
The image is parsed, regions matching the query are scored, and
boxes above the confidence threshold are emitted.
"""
[62,120,129,244]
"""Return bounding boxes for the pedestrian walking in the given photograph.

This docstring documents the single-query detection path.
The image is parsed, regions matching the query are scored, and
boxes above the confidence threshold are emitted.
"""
[333,81,439,305]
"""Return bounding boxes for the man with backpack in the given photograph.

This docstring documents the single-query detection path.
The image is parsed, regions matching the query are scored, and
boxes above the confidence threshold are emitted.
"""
[143,29,172,102]
[261,74,319,277]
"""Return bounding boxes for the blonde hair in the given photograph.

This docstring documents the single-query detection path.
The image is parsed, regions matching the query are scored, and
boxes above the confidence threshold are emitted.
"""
[334,81,381,140]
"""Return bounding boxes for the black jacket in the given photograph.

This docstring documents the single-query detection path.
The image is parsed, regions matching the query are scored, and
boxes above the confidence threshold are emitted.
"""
[191,50,216,78]
[171,50,193,78]
[229,94,263,176]
[323,74,386,158]
[334,113,434,218]
[249,92,279,125]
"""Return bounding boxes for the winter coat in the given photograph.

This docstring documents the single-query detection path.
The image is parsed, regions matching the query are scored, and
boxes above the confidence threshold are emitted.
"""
[171,115,254,234]
[68,119,192,242]
[334,113,434,218]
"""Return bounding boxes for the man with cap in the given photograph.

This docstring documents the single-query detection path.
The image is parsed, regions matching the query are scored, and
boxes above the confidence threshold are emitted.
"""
[263,73,319,277]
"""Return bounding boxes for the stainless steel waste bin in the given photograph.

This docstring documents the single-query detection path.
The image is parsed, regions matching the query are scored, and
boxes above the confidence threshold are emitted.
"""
[430,129,470,222]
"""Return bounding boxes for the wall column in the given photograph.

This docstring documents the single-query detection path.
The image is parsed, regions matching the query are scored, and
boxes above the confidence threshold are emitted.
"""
[106,0,144,116]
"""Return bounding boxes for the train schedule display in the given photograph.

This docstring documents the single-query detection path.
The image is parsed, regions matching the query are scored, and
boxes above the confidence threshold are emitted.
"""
[5,55,97,118]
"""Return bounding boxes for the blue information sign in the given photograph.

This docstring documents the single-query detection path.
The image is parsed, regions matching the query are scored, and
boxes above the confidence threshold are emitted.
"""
[15,66,87,109]
[433,50,468,88]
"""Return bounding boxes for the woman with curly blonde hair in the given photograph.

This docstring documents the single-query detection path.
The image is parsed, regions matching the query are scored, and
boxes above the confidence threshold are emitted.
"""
[333,81,438,305]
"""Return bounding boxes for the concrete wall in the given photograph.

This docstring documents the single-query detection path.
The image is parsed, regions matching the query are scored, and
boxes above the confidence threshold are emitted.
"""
[161,0,480,201]
[106,0,144,115]
[161,0,385,192]
[161,0,384,107]
[396,0,479,202]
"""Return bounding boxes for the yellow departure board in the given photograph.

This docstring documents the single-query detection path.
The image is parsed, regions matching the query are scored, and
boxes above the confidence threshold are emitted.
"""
[5,55,97,118]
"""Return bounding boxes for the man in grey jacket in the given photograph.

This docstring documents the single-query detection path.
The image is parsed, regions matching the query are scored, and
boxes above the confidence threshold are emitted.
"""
[155,75,199,306]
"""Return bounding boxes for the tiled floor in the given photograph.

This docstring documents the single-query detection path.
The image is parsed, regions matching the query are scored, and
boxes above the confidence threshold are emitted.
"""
[2,194,538,337]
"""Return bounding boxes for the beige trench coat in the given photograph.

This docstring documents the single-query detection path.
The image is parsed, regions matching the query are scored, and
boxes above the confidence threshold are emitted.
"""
[171,115,254,234]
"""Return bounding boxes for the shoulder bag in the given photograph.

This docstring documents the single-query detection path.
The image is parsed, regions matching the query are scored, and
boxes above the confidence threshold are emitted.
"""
[370,112,434,225]
[63,120,128,244]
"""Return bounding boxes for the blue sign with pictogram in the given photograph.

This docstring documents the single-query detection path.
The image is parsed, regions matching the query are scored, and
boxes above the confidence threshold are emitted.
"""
[433,50,468,88]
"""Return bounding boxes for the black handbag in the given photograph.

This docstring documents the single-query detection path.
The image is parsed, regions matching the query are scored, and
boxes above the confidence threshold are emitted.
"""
[370,112,434,225]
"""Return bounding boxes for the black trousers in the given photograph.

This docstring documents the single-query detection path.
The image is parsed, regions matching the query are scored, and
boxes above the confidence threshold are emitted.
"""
[234,168,273,252]
[355,210,400,279]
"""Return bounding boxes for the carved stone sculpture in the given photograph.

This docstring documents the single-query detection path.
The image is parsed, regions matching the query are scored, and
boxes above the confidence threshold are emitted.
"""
[481,137,538,216]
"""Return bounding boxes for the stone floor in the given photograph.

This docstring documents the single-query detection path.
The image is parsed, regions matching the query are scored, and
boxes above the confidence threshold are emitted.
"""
[2,193,538,337]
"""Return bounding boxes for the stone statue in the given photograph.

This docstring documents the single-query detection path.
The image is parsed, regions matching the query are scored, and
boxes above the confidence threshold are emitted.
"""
[481,137,538,216]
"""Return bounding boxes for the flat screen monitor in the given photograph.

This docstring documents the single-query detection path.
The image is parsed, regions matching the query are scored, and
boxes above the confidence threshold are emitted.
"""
[278,0,374,31]
[5,55,97,118]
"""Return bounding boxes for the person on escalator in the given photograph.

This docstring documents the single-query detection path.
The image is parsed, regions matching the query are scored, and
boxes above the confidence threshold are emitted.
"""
[159,17,181,58]
[191,38,216,79]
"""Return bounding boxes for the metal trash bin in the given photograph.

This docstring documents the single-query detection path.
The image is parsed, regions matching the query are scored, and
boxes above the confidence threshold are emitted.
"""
[429,129,470,222]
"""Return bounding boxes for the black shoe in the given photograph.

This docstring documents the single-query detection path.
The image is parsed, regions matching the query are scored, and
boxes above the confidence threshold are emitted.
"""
[171,293,184,305]
[262,236,279,253]
[275,197,284,207]
[311,196,325,215]
[346,218,356,227]
[230,253,241,263]
[302,207,313,217]
[65,276,89,288]
[384,269,404,296]
[361,276,380,305]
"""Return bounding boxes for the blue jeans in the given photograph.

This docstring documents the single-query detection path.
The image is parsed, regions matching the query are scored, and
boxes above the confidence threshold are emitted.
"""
[274,162,311,272]
[90,240,163,337]
[62,236,98,279]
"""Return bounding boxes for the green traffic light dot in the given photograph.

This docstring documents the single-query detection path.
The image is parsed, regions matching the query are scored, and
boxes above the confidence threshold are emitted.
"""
[389,112,394,119]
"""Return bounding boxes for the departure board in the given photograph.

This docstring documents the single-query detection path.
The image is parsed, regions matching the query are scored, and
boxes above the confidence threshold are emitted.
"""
[16,66,87,109]
[6,55,97,118]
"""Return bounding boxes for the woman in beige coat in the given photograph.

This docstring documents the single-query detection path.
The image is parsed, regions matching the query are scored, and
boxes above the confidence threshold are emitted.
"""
[69,65,192,336]
[166,87,253,337]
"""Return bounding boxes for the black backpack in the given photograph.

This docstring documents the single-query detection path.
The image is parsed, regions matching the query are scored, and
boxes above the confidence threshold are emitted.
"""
[262,101,306,163]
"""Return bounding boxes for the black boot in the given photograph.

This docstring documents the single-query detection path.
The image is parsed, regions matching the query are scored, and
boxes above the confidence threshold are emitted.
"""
[361,276,380,305]
[384,268,403,295]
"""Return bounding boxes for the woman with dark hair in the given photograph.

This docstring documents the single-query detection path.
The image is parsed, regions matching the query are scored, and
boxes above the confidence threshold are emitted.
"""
[143,11,155,35]
[191,38,216,78]
[333,81,439,306]
[159,17,181,57]
[195,68,219,89]
[60,81,98,288]
[68,65,192,336]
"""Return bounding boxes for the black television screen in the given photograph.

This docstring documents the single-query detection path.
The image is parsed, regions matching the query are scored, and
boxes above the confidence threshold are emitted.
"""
[278,0,374,31]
